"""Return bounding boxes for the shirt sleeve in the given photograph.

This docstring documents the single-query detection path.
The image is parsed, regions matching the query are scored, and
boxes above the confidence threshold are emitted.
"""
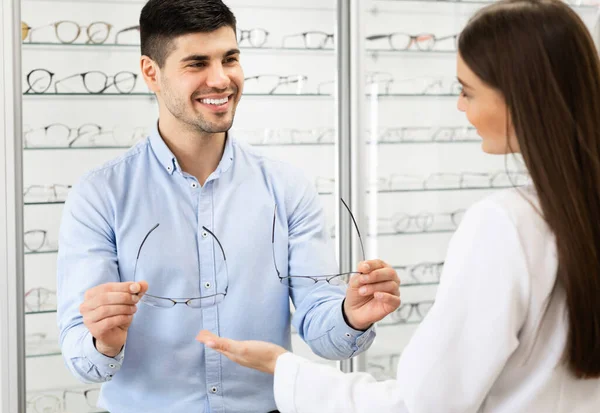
[273,199,531,413]
[56,176,125,383]
[284,168,375,360]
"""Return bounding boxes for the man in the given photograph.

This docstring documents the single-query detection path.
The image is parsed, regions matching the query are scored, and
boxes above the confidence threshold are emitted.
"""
[56,1,400,412]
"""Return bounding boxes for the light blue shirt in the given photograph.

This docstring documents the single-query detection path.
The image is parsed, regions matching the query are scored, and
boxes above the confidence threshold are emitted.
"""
[57,124,376,413]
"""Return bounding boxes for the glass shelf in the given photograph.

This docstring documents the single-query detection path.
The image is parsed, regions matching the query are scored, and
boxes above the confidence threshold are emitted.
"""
[377,229,455,236]
[21,41,463,57]
[22,140,479,150]
[398,281,440,287]
[25,249,58,255]
[24,201,65,205]
[318,184,513,195]
[26,350,61,359]
[26,309,57,315]
[23,92,332,98]
[374,0,598,9]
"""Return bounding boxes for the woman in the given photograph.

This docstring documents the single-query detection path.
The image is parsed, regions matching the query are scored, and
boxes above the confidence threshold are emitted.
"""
[197,0,600,411]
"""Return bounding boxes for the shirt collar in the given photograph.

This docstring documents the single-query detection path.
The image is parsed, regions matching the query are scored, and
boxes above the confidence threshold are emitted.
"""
[149,122,235,177]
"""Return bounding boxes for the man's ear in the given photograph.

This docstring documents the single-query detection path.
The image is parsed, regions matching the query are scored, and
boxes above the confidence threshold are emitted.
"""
[140,55,160,93]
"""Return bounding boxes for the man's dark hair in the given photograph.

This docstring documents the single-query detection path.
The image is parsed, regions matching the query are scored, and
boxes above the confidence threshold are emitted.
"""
[140,0,237,67]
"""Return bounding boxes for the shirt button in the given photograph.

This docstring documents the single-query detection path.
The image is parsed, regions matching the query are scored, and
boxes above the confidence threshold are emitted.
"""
[210,386,218,393]
[191,182,198,188]
[202,231,208,238]
[167,165,172,172]
[345,333,351,338]
[109,363,116,368]
[204,282,211,289]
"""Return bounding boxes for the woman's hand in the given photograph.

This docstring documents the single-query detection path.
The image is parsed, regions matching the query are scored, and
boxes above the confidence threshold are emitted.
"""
[196,330,289,374]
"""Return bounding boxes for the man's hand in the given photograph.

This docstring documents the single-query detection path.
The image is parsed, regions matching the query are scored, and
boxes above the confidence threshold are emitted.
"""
[343,259,401,330]
[80,281,149,357]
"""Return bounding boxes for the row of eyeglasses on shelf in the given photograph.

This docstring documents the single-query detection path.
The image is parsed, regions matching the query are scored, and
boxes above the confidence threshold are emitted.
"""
[22,171,528,206]
[23,68,460,96]
[21,20,461,52]
[22,124,478,148]
[27,387,101,413]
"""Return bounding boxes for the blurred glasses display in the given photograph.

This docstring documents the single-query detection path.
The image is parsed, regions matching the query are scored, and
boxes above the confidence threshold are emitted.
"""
[282,31,334,49]
[237,28,269,47]
[243,74,308,95]
[21,20,112,44]
[24,184,71,203]
[24,229,56,253]
[25,69,138,94]
[394,262,444,285]
[366,32,459,51]
[24,287,56,312]
[377,209,465,234]
[379,300,435,325]
[24,123,146,148]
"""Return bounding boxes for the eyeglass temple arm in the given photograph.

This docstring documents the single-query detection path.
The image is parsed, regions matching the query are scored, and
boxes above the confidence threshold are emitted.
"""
[133,223,160,282]
[53,73,81,93]
[340,198,366,261]
[115,25,140,43]
[272,204,280,276]
[201,226,227,261]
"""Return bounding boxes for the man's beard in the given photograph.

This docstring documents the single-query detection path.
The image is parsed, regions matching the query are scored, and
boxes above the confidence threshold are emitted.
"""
[162,82,237,134]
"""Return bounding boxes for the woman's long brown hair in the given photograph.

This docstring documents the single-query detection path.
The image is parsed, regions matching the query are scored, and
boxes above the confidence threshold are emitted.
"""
[459,0,600,378]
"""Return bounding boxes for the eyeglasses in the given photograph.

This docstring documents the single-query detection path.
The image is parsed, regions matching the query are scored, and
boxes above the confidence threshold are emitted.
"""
[376,126,477,143]
[244,74,308,95]
[272,199,366,289]
[234,128,334,145]
[318,71,394,95]
[367,353,401,381]
[394,262,444,285]
[282,31,334,49]
[62,388,100,410]
[24,69,138,94]
[385,76,461,96]
[23,123,147,148]
[27,394,62,413]
[366,32,458,51]
[378,209,465,234]
[379,300,435,326]
[133,224,228,309]
[25,287,56,312]
[24,229,56,252]
[22,20,112,44]
[115,25,140,44]
[237,28,269,47]
[24,184,71,203]
[377,171,530,191]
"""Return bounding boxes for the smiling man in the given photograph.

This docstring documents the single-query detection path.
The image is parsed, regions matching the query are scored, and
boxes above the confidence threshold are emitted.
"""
[56,1,400,412]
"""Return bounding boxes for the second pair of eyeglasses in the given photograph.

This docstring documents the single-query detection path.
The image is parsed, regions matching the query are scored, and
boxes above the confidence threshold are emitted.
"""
[135,199,364,309]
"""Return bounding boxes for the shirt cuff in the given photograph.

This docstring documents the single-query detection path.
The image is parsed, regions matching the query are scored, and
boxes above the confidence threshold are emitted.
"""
[329,300,376,355]
[83,332,125,380]
[274,352,304,413]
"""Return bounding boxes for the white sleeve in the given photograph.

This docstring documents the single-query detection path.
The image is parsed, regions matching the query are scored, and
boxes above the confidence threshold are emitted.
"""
[273,199,531,413]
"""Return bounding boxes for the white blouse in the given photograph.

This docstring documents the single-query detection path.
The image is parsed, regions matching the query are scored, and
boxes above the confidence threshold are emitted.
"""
[273,187,600,413]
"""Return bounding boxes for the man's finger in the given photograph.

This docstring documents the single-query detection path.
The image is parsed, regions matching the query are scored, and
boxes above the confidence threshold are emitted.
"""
[197,330,236,354]
[93,314,133,333]
[84,304,137,323]
[357,268,400,286]
[83,292,140,311]
[375,292,402,311]
[85,282,141,300]
[357,259,390,274]
[358,280,400,297]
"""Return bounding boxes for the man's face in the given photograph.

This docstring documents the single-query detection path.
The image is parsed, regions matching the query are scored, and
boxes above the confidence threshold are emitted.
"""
[155,26,243,134]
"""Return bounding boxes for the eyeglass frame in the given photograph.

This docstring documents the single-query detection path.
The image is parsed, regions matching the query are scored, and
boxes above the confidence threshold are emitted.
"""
[23,20,113,44]
[272,198,366,288]
[24,184,72,203]
[379,300,435,326]
[53,70,138,94]
[393,261,444,285]
[133,223,229,309]
[366,32,458,51]
[237,28,270,47]
[282,31,334,49]
[244,74,308,95]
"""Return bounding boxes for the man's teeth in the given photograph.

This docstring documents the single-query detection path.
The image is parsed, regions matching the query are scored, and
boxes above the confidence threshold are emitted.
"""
[200,97,228,105]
